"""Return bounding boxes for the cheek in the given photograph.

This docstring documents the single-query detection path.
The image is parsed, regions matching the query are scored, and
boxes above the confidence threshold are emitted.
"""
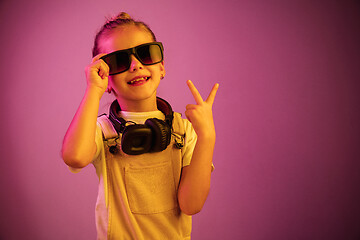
[152,64,165,77]
[109,76,122,86]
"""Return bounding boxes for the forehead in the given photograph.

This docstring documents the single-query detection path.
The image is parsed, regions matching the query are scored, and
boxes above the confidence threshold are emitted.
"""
[100,25,154,53]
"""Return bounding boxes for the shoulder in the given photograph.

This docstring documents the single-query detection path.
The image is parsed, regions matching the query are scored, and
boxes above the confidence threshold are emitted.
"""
[173,112,197,144]
[97,115,117,139]
[172,112,194,133]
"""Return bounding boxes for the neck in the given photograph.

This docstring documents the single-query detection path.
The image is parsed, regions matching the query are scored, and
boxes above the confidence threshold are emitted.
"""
[115,96,158,112]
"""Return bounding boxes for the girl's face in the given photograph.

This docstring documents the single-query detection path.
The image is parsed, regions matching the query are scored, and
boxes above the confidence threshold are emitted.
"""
[99,25,165,110]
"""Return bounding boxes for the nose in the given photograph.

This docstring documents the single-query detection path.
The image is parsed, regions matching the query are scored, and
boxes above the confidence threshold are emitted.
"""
[129,54,144,72]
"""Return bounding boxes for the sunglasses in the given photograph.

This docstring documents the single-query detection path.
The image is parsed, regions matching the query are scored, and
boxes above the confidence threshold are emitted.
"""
[100,42,164,75]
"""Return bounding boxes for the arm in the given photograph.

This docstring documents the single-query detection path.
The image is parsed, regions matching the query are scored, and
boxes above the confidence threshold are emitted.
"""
[178,80,219,215]
[61,55,109,168]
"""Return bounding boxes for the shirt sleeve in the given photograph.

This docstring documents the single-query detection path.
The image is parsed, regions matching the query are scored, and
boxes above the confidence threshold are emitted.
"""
[181,119,215,171]
[181,119,197,167]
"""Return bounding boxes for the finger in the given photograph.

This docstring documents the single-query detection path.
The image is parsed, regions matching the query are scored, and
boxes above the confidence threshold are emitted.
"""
[92,53,107,63]
[187,80,203,105]
[99,61,110,78]
[186,104,198,110]
[98,68,108,79]
[206,83,219,105]
[90,60,108,79]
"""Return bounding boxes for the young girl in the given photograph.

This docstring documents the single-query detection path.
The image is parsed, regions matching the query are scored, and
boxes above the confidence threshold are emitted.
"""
[62,12,218,239]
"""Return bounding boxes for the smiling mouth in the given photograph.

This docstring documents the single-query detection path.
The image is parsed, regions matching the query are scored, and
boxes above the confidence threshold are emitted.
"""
[127,77,150,85]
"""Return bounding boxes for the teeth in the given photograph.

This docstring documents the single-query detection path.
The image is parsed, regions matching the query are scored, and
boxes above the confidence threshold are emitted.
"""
[129,77,148,84]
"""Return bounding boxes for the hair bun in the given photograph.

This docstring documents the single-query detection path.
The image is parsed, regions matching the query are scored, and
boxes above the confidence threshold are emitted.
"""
[105,12,133,25]
[116,12,132,20]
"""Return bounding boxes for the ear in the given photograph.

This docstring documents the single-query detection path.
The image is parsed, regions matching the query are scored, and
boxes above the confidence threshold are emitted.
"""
[107,77,116,95]
[160,61,166,79]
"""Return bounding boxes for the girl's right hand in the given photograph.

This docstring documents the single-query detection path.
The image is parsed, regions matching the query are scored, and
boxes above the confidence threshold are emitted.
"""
[84,54,110,97]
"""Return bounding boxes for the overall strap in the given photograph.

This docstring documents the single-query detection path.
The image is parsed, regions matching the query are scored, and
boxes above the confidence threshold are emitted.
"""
[172,112,186,150]
[172,112,185,134]
[97,115,118,208]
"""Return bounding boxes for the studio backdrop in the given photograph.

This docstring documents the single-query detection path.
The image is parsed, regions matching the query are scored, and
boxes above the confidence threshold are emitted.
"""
[0,0,359,239]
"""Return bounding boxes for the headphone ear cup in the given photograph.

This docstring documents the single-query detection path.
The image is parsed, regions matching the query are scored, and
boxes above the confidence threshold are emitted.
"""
[121,125,152,155]
[145,118,171,152]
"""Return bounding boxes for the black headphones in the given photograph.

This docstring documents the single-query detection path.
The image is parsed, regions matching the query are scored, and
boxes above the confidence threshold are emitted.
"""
[108,97,174,155]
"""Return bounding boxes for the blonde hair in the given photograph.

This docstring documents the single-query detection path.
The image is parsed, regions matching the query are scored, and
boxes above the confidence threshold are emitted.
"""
[92,12,157,57]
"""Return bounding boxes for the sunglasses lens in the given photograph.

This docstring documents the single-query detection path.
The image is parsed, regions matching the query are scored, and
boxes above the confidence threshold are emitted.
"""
[137,44,163,65]
[103,51,129,75]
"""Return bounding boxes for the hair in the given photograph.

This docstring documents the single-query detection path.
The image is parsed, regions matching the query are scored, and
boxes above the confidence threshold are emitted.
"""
[92,12,157,57]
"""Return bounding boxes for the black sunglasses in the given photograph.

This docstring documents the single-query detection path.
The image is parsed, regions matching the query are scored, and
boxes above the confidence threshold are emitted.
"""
[100,42,164,75]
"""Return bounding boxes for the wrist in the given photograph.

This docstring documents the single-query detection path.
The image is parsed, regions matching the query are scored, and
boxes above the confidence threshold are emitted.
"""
[85,85,105,100]
[196,131,216,144]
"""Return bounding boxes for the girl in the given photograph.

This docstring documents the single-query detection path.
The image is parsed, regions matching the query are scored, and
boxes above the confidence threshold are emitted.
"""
[62,12,218,239]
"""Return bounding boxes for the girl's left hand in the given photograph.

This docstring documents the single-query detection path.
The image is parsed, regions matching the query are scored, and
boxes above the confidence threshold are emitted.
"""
[185,80,219,140]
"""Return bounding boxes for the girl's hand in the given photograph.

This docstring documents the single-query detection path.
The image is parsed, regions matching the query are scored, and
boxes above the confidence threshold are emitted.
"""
[185,80,219,140]
[84,54,110,97]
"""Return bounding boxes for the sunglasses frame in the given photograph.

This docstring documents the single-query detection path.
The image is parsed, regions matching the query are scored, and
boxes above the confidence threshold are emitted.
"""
[100,42,164,75]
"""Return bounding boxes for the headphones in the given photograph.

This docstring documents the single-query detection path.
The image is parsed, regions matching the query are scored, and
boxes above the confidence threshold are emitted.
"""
[108,97,174,155]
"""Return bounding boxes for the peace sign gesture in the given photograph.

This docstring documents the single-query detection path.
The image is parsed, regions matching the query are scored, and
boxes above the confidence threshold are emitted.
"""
[185,80,219,140]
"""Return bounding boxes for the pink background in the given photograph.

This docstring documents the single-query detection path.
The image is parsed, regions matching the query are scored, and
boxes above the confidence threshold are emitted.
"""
[1,0,359,239]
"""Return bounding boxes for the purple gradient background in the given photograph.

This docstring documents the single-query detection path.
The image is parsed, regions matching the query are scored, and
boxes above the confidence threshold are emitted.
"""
[1,0,359,239]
